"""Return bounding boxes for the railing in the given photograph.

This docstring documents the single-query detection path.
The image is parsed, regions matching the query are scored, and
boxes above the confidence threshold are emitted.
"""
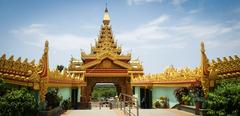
[118,93,139,116]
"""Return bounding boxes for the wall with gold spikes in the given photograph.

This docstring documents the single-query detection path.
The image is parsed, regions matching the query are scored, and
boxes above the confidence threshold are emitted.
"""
[209,55,240,79]
[0,41,86,103]
[48,69,86,87]
[132,54,240,87]
[131,66,201,87]
[132,42,240,98]
[0,54,39,87]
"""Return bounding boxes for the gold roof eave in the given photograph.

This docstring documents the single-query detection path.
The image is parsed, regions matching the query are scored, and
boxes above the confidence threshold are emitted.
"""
[81,51,132,61]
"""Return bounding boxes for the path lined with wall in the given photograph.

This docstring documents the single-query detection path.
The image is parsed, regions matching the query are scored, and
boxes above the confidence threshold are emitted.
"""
[61,107,123,116]
[61,107,194,116]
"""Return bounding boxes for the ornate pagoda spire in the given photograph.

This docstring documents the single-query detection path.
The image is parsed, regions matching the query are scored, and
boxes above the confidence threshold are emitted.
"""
[90,7,122,55]
[103,7,110,25]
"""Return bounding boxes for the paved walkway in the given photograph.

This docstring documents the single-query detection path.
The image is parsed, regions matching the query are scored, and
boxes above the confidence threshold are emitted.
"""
[61,107,124,116]
[132,109,195,116]
[61,107,195,116]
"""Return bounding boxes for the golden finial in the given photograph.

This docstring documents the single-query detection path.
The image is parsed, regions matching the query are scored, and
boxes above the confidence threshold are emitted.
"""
[9,55,14,61]
[30,59,35,65]
[45,40,49,48]
[201,41,205,53]
[24,58,28,63]
[234,55,239,59]
[1,54,6,60]
[44,40,49,54]
[212,59,216,64]
[103,2,110,25]
[17,57,21,62]
[228,56,234,61]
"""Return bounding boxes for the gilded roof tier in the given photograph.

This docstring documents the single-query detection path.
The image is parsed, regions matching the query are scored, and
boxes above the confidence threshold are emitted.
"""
[81,7,130,61]
[69,7,143,72]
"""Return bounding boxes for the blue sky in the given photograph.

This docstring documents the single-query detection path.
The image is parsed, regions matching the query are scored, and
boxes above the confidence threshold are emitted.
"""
[0,0,240,73]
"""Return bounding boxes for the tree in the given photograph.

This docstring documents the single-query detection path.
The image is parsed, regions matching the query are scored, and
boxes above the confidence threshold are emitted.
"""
[0,88,38,116]
[91,85,117,101]
[57,65,64,72]
[207,79,240,116]
[45,88,62,110]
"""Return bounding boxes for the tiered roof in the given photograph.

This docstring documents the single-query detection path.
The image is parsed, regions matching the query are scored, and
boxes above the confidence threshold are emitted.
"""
[69,7,143,73]
[81,7,131,61]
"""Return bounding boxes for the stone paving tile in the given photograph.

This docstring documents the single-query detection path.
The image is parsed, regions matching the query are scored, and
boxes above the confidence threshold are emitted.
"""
[61,107,118,116]
[61,108,195,116]
[130,109,195,116]
[114,109,126,116]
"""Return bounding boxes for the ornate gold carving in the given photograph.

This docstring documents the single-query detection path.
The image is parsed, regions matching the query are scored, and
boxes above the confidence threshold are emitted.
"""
[38,40,49,103]
[69,8,143,75]
[79,8,132,62]
[200,41,210,98]
[209,55,240,79]
[132,66,201,84]
[0,53,38,82]
[49,68,84,81]
[130,59,143,70]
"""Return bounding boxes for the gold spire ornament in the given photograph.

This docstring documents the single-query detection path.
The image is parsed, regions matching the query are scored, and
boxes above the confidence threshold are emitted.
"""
[89,7,122,56]
[103,7,110,25]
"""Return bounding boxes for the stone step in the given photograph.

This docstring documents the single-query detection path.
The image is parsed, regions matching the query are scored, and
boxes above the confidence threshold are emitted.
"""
[178,105,199,115]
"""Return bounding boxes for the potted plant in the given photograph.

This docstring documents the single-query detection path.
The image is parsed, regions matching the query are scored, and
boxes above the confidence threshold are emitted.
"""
[154,100,161,108]
[174,87,189,104]
[181,95,191,105]
[61,98,72,110]
[190,86,204,106]
[39,88,63,116]
[159,96,169,108]
[45,88,63,110]
[189,85,205,115]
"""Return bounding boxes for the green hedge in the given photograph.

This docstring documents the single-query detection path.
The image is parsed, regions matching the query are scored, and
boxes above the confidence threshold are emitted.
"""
[0,88,38,116]
[207,79,240,116]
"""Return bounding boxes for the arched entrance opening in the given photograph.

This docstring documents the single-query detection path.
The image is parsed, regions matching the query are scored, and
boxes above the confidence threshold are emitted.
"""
[80,76,131,104]
[91,83,117,101]
[91,83,117,107]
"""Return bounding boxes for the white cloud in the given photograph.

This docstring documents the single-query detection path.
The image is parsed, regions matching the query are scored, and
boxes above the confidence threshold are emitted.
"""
[11,24,92,51]
[127,0,188,6]
[171,0,187,6]
[188,9,200,14]
[29,24,46,28]
[127,0,163,5]
[146,15,169,26]
[9,17,240,74]
[117,15,239,50]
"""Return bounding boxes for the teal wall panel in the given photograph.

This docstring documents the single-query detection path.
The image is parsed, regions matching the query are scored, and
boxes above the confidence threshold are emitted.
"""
[58,88,71,100]
[33,90,40,103]
[78,88,81,102]
[133,87,141,105]
[152,87,178,108]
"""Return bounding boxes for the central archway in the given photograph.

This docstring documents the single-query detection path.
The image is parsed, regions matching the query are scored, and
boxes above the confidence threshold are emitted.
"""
[91,83,117,102]
[81,76,131,104]
[67,6,144,109]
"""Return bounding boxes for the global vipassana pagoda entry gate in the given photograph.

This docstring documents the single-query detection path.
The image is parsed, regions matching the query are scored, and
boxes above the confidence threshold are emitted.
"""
[67,7,144,107]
